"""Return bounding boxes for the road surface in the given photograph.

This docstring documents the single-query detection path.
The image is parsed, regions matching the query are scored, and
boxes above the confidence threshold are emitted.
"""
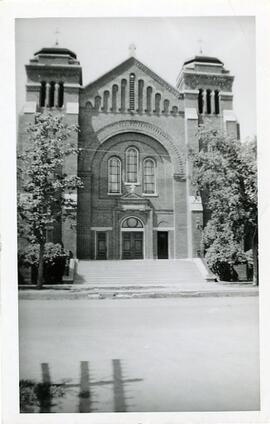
[19,297,260,413]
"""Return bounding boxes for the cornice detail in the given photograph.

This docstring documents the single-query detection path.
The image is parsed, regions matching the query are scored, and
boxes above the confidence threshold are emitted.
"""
[184,73,233,91]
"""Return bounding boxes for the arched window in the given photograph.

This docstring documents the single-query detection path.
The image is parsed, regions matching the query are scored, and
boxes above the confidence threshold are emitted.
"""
[138,79,144,113]
[102,90,110,112]
[126,147,138,183]
[120,79,127,112]
[154,93,161,114]
[198,89,203,114]
[58,82,64,107]
[146,86,152,112]
[49,82,55,107]
[112,84,118,112]
[214,90,220,114]
[108,157,121,194]
[143,158,156,194]
[206,89,211,114]
[129,73,135,110]
[94,95,101,111]
[39,81,46,107]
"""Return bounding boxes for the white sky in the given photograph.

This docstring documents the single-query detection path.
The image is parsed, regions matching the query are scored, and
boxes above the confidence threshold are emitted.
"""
[16,17,256,140]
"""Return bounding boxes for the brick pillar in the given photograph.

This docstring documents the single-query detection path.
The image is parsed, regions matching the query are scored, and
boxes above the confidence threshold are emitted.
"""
[173,175,188,258]
[145,208,153,258]
[184,108,199,257]
[77,172,92,259]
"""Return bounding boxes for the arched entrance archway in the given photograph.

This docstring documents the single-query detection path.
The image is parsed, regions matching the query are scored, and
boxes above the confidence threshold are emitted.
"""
[120,216,144,259]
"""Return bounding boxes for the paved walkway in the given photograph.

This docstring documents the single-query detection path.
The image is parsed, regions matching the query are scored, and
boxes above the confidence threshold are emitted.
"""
[19,280,258,300]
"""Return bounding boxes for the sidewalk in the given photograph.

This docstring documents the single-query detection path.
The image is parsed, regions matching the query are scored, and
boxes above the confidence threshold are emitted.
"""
[18,280,258,300]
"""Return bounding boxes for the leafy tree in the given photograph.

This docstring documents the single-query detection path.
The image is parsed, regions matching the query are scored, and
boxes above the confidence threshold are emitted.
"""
[17,113,83,288]
[191,123,258,282]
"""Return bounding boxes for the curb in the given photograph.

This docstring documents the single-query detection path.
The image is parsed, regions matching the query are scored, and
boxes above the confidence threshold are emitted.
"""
[19,288,258,300]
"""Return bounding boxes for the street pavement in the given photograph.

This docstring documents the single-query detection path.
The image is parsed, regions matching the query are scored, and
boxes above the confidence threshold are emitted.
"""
[19,297,260,413]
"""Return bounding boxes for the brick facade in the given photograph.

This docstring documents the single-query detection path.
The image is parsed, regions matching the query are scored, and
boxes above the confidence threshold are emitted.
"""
[18,49,239,260]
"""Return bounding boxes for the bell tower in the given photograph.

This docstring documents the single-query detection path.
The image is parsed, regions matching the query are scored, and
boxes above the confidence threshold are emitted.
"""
[177,54,239,138]
[18,46,83,256]
[177,54,240,257]
[23,46,82,113]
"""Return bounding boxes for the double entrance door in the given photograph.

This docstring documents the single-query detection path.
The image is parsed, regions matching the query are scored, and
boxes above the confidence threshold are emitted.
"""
[122,232,143,260]
[96,230,168,260]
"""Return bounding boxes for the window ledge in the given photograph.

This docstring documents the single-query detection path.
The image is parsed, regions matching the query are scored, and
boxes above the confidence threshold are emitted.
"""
[107,192,122,196]
[142,193,159,197]
[124,182,140,186]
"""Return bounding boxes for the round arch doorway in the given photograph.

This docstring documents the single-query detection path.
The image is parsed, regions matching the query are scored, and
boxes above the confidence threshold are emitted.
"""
[121,217,144,260]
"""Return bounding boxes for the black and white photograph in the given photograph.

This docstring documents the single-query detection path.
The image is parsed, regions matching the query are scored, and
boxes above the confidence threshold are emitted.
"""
[15,15,260,414]
[2,3,270,423]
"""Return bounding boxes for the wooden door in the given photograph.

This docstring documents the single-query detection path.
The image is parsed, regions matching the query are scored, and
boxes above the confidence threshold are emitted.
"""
[122,232,143,259]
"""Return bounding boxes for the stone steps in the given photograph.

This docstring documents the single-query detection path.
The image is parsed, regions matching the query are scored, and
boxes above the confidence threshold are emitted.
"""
[75,259,205,285]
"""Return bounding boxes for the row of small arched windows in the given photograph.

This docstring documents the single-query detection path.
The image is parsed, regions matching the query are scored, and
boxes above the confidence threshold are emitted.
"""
[108,148,156,194]
[90,74,178,115]
[39,81,64,108]
[198,89,220,115]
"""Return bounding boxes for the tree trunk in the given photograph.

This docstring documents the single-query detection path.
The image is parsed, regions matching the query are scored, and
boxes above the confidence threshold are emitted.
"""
[252,227,258,286]
[37,242,45,289]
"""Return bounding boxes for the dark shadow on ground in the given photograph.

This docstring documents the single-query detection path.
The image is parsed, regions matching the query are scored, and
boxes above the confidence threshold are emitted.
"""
[20,360,143,413]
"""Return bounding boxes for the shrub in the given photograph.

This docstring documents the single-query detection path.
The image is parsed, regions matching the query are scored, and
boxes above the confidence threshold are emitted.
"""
[18,243,69,284]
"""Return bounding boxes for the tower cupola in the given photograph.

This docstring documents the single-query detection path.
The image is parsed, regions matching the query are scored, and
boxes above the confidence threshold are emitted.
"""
[24,45,82,112]
[177,54,234,117]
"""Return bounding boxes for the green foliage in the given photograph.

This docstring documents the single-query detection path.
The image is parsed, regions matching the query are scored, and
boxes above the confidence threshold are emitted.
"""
[17,113,83,286]
[17,113,83,245]
[20,379,65,413]
[18,242,69,267]
[191,122,257,281]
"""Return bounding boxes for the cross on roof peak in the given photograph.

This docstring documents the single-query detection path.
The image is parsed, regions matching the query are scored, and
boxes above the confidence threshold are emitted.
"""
[129,43,136,58]
[54,28,60,46]
[198,38,204,55]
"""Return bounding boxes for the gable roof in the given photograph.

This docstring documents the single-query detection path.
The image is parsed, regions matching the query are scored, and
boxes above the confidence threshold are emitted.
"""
[83,56,181,98]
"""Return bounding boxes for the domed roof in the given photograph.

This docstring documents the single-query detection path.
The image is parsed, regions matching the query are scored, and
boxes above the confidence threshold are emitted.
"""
[34,47,77,59]
[184,55,223,66]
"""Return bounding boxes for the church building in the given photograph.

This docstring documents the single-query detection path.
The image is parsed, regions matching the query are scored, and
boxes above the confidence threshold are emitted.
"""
[18,45,239,261]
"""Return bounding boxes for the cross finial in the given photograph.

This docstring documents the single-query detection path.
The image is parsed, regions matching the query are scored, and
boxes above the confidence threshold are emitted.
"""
[129,43,136,58]
[54,28,60,46]
[198,38,203,55]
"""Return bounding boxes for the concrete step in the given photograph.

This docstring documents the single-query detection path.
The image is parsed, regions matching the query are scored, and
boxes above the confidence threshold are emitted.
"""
[75,259,205,285]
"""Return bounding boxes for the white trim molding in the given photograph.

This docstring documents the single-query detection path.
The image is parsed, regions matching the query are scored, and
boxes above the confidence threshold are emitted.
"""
[23,101,37,114]
[223,110,237,122]
[66,102,79,114]
[189,196,203,212]
[185,108,198,120]
[182,89,199,95]
[193,61,223,67]
[91,227,113,231]
[153,227,174,231]
[121,227,145,232]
